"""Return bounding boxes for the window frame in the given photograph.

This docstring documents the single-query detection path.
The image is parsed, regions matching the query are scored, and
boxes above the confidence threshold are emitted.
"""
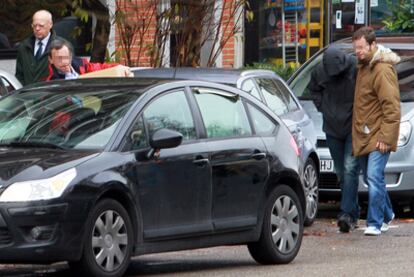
[189,86,253,140]
[244,100,280,137]
[120,87,200,152]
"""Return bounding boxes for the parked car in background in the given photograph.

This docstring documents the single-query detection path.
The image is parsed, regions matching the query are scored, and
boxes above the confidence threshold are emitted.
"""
[133,68,320,226]
[0,69,21,97]
[0,78,305,277]
[288,35,414,211]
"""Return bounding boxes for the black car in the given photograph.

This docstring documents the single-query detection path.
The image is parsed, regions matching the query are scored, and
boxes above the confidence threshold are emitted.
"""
[133,68,320,226]
[0,78,305,277]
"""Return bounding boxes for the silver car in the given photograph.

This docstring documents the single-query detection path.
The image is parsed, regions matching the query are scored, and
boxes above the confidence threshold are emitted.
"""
[134,68,320,225]
[288,35,414,210]
[0,69,21,96]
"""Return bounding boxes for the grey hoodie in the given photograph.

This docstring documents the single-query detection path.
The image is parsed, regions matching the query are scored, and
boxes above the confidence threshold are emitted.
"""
[308,46,357,139]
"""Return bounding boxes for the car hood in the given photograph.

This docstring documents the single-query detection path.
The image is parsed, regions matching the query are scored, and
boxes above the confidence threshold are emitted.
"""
[0,147,99,187]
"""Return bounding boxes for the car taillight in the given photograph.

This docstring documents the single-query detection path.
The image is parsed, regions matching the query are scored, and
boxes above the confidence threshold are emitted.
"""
[290,136,300,157]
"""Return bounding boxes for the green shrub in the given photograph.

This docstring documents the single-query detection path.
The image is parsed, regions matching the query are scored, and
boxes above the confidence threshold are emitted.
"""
[243,62,298,81]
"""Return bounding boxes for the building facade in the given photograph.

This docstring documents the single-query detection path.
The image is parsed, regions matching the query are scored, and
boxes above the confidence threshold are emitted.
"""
[0,0,412,74]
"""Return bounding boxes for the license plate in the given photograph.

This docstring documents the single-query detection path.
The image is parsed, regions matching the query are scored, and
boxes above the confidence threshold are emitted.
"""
[320,159,334,172]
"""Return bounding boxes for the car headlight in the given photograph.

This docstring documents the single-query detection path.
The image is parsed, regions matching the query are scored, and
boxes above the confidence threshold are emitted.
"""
[398,121,412,147]
[0,168,77,202]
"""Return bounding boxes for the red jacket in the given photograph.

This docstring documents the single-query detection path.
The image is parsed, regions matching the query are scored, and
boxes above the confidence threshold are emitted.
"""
[46,57,117,80]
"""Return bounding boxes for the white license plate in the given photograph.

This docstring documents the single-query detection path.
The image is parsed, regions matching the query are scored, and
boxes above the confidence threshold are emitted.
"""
[320,159,334,172]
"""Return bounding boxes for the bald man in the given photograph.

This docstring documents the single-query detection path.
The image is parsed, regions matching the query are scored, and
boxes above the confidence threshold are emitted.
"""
[15,10,62,85]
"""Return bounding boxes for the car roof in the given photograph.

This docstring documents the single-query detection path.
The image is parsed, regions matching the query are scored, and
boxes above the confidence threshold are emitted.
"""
[17,77,258,101]
[0,69,22,90]
[20,77,173,94]
[133,67,280,85]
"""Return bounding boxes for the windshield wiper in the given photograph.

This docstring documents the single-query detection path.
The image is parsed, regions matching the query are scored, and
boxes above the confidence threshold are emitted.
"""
[0,141,67,150]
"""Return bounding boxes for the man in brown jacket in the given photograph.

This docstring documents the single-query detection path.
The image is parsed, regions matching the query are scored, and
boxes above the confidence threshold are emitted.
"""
[352,27,401,236]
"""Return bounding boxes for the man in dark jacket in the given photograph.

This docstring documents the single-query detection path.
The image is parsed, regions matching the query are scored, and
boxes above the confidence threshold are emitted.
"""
[46,38,125,80]
[308,46,360,233]
[15,10,61,85]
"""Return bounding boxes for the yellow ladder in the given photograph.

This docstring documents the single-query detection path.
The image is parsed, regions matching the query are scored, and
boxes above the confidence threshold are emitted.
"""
[305,0,324,59]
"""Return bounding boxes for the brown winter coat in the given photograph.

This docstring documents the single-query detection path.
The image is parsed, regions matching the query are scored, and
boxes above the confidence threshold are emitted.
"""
[352,45,401,157]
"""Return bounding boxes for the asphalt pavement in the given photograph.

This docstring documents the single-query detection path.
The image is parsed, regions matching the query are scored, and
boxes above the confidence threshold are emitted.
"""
[1,202,414,276]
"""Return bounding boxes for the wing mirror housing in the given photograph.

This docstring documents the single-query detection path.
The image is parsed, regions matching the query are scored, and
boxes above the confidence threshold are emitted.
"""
[150,128,183,150]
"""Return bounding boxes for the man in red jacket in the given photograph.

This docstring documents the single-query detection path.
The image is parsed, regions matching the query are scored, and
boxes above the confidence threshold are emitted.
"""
[46,38,129,80]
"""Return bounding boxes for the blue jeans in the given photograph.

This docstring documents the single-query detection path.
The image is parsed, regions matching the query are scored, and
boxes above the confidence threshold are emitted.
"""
[359,151,394,229]
[326,134,360,221]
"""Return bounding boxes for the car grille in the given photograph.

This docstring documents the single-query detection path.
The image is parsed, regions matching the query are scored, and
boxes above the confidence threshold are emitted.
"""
[0,227,12,245]
[317,139,328,148]
[319,173,339,189]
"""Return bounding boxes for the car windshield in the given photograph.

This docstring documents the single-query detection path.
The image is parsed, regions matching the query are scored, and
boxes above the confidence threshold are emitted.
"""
[0,89,139,150]
[291,48,414,103]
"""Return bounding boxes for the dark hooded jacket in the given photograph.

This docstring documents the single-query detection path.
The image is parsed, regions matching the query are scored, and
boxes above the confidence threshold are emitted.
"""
[307,46,357,139]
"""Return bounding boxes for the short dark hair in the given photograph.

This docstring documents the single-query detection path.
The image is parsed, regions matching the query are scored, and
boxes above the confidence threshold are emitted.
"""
[49,38,74,57]
[352,26,376,45]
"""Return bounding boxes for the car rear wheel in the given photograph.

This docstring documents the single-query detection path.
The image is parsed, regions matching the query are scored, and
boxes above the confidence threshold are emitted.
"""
[69,199,133,277]
[303,158,319,226]
[248,184,303,264]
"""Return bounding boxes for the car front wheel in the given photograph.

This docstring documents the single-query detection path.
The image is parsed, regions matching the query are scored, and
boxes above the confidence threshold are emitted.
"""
[248,184,303,264]
[69,199,133,277]
[303,158,319,226]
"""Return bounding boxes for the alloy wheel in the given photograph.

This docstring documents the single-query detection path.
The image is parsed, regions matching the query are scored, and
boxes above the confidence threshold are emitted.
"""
[304,161,318,221]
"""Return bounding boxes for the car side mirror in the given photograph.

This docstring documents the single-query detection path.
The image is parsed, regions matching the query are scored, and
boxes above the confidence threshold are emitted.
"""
[149,128,183,150]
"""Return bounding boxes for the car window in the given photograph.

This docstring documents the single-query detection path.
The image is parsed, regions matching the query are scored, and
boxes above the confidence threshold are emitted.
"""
[0,77,7,96]
[193,88,252,138]
[0,90,138,149]
[398,57,414,102]
[255,78,290,116]
[143,90,196,141]
[241,78,261,100]
[125,115,148,151]
[247,103,279,136]
[273,79,299,111]
[290,54,323,98]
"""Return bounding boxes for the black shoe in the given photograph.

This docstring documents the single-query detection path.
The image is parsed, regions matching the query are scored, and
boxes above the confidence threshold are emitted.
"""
[337,214,352,233]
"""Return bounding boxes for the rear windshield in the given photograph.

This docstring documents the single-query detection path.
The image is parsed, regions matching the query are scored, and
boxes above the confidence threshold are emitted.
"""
[0,90,139,150]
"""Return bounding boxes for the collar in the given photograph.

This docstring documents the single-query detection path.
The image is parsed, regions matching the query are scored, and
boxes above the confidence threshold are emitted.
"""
[36,32,51,46]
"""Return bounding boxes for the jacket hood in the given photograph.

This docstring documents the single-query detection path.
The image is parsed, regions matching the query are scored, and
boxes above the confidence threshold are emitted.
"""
[369,44,401,66]
[322,46,354,77]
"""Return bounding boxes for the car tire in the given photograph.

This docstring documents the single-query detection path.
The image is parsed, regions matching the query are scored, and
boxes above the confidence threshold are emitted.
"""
[303,158,319,226]
[69,199,133,277]
[248,184,303,264]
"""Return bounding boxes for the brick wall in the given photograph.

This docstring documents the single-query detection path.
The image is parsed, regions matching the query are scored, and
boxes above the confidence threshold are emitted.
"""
[115,0,157,67]
[115,0,237,68]
[221,0,236,68]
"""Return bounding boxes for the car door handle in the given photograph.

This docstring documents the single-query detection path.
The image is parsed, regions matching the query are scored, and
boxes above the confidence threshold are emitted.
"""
[251,152,266,160]
[193,158,209,166]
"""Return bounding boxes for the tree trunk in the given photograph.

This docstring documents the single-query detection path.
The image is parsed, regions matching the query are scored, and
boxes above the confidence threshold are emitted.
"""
[83,0,110,62]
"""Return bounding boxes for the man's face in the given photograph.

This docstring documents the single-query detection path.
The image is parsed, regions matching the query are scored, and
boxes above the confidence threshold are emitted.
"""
[32,13,52,40]
[49,46,72,73]
[353,36,376,62]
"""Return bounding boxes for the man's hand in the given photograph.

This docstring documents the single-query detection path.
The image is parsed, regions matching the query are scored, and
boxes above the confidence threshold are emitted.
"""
[376,141,390,153]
